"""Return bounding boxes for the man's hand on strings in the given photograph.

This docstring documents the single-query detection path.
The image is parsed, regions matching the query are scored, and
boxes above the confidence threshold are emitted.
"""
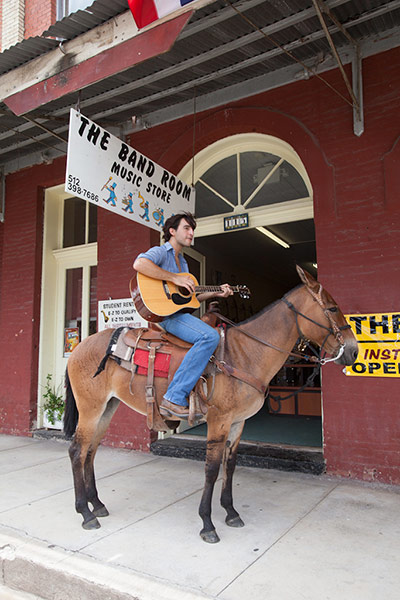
[172,273,196,294]
[215,284,233,298]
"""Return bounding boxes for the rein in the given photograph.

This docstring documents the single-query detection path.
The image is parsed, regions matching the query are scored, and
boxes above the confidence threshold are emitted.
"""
[267,363,321,414]
[207,286,350,409]
[212,311,320,363]
[212,285,350,366]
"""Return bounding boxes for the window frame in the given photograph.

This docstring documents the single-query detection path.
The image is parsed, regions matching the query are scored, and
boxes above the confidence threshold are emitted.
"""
[57,0,91,20]
[178,133,313,238]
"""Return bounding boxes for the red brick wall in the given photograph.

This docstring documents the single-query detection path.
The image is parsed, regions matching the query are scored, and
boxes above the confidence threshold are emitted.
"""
[128,46,400,483]
[0,158,66,435]
[0,43,399,481]
[0,221,3,307]
[25,0,56,39]
[0,155,158,449]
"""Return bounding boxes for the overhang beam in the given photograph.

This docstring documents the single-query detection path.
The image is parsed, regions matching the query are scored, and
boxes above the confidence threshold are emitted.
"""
[312,0,364,135]
[3,13,192,116]
[0,0,217,102]
[0,10,137,101]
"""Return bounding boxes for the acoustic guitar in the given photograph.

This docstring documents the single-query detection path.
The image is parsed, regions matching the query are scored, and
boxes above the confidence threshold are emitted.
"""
[130,272,250,322]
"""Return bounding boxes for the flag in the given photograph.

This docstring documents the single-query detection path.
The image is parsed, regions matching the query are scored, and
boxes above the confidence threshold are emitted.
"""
[128,0,197,29]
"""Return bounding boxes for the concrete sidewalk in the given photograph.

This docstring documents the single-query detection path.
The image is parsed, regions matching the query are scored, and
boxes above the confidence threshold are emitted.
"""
[0,434,399,600]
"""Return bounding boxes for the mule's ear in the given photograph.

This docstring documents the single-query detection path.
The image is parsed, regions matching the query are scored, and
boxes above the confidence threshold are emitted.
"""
[296,265,320,292]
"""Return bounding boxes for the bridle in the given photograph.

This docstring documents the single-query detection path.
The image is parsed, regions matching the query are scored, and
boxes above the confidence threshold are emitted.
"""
[281,283,351,365]
[213,284,351,366]
[205,283,351,409]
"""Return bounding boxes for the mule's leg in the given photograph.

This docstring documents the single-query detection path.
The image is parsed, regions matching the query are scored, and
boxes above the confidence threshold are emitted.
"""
[199,419,231,543]
[69,426,101,530]
[84,398,120,518]
[221,421,245,528]
[84,448,108,517]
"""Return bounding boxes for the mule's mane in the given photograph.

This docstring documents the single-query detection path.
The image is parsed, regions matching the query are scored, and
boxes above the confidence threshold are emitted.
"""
[237,284,303,327]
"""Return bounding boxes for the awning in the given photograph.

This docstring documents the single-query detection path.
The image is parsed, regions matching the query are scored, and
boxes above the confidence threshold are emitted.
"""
[4,12,192,116]
[0,0,399,172]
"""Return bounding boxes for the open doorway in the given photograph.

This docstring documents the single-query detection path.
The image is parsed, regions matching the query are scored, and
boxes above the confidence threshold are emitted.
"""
[170,132,322,450]
[181,220,322,449]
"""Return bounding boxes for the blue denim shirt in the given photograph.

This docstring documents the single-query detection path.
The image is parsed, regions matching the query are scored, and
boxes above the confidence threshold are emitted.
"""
[136,241,189,274]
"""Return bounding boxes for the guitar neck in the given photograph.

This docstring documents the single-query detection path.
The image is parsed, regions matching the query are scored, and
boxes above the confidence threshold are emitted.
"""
[195,286,241,294]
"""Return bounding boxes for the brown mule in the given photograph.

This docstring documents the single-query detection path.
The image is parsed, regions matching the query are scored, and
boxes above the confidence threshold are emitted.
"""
[64,267,358,542]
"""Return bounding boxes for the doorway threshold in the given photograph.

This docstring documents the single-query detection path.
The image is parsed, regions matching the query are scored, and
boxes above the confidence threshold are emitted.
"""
[32,428,66,441]
[151,434,325,475]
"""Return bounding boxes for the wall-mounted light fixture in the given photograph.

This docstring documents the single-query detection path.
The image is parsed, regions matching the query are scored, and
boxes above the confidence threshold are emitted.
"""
[256,226,290,249]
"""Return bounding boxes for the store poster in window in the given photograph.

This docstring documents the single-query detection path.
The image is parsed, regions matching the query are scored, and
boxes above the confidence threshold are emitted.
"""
[64,328,80,357]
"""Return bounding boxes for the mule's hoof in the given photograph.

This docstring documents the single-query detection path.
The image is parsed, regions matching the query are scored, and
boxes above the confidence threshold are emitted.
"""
[93,506,109,518]
[226,516,245,528]
[82,517,101,530]
[200,529,220,544]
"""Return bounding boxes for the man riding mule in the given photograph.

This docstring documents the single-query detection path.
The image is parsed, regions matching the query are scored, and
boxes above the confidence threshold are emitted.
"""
[64,263,358,542]
[133,212,233,420]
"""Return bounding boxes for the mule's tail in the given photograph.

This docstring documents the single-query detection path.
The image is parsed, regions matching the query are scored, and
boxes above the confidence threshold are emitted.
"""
[63,368,79,439]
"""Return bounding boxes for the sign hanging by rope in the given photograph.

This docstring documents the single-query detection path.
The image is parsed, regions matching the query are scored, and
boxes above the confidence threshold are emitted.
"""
[65,109,195,232]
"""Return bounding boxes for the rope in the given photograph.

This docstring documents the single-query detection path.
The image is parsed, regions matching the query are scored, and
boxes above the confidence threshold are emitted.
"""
[224,0,354,109]
[191,86,196,187]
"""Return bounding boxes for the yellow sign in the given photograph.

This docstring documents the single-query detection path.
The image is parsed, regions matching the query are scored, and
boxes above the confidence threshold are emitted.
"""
[345,312,400,377]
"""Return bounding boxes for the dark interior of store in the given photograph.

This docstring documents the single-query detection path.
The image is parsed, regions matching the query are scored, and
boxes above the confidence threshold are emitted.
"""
[180,219,322,448]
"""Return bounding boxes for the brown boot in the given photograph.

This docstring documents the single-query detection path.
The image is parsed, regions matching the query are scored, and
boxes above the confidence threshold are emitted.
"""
[159,399,190,419]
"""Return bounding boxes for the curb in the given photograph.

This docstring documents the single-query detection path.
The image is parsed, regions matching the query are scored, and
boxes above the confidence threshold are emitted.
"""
[0,531,216,600]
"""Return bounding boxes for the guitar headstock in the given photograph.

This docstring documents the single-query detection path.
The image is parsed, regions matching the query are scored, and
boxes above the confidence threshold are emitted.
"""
[238,285,251,299]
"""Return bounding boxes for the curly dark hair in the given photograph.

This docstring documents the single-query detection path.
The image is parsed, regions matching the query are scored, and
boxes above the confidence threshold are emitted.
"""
[162,212,197,242]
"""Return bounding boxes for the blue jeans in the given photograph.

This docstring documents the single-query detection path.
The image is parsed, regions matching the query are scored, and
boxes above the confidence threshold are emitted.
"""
[161,312,220,406]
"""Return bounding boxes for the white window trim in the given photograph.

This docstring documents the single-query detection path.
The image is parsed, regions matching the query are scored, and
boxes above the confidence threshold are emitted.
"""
[37,184,97,429]
[57,0,90,20]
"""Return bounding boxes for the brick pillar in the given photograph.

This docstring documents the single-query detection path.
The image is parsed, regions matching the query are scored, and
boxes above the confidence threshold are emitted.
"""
[25,0,56,39]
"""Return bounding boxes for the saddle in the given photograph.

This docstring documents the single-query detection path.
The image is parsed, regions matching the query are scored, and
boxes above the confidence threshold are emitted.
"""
[94,306,222,432]
[94,305,267,433]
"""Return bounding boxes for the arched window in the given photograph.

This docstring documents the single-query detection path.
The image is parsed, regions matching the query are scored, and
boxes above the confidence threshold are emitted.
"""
[179,133,313,236]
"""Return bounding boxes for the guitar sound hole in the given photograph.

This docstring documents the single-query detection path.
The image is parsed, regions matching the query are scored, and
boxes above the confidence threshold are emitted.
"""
[171,292,191,305]
[177,286,191,297]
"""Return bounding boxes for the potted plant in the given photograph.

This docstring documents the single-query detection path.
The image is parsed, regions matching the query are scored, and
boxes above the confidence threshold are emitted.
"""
[42,374,64,427]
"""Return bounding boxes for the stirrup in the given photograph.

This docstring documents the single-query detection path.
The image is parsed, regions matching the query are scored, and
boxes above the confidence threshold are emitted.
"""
[188,391,207,427]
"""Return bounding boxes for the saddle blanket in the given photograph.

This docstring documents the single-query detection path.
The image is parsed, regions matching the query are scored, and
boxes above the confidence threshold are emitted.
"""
[134,348,171,378]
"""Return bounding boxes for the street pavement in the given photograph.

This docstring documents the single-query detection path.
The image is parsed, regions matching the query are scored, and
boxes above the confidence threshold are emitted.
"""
[0,433,399,600]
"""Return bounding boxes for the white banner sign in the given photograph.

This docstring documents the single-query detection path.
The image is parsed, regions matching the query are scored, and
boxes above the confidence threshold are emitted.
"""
[98,298,147,332]
[66,109,195,231]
